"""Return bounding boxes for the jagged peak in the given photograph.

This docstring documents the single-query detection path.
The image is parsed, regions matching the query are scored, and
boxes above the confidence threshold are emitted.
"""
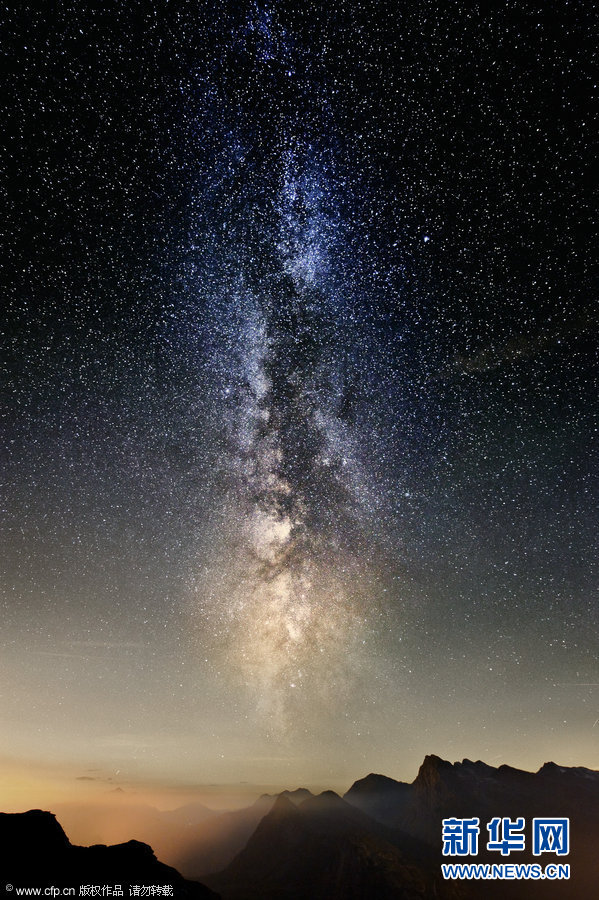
[297,790,349,816]
[421,754,449,768]
[280,787,313,805]
[415,754,452,780]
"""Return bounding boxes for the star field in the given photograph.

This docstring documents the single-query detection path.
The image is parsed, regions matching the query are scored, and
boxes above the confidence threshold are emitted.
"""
[1,1,597,789]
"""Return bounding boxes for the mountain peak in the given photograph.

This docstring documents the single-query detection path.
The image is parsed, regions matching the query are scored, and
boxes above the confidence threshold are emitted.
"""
[538,761,566,775]
[279,787,313,805]
[297,790,344,815]
[415,754,453,783]
[420,753,449,769]
[345,773,404,796]
[270,793,300,818]
[0,810,70,855]
[538,761,599,780]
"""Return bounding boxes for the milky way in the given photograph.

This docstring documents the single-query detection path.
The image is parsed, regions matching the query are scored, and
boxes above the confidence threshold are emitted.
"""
[1,2,597,785]
[180,142,388,729]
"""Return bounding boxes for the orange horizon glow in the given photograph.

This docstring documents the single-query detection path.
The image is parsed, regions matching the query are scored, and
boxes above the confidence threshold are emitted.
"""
[0,754,343,816]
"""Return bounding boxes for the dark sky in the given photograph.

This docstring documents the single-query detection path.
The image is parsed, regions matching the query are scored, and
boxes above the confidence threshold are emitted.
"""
[1,1,598,791]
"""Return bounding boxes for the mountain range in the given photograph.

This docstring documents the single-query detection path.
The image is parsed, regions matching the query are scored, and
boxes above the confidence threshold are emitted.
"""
[3,756,598,899]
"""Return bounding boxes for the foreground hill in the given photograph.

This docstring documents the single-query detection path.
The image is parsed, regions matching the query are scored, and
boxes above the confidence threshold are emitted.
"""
[0,810,219,899]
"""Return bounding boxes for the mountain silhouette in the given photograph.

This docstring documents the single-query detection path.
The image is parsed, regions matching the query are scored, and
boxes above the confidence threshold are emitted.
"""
[174,789,315,879]
[52,795,218,872]
[205,791,442,899]
[345,755,599,843]
[0,810,219,899]
[344,772,411,826]
[204,757,599,899]
[344,756,599,898]
[4,757,599,899]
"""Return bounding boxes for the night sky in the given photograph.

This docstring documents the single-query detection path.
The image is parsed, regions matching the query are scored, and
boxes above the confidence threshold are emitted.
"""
[1,1,598,797]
